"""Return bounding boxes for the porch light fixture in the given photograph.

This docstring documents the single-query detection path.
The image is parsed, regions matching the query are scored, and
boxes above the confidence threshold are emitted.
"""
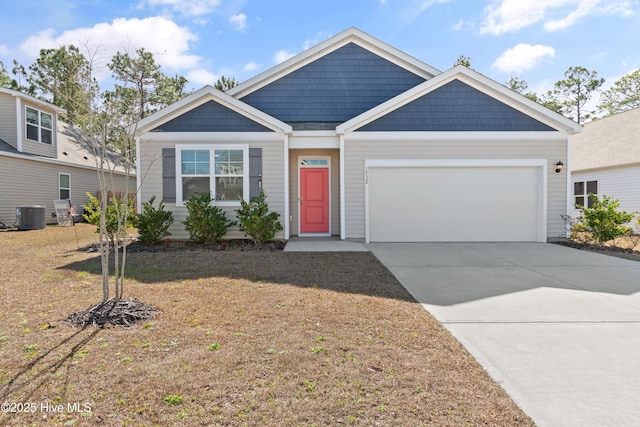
[554,161,564,174]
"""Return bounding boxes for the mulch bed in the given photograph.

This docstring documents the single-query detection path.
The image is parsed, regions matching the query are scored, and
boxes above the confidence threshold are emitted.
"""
[552,239,640,262]
[65,298,161,328]
[82,239,287,253]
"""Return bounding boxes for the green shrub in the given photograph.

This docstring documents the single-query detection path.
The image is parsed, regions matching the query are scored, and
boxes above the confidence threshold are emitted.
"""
[575,194,637,243]
[83,192,135,243]
[183,192,236,244]
[132,196,174,245]
[235,190,283,244]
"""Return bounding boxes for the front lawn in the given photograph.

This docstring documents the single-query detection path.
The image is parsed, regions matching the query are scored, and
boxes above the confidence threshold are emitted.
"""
[0,224,534,426]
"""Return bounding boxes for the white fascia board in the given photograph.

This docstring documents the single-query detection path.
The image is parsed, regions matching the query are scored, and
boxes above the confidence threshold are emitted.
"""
[337,65,582,135]
[138,131,286,142]
[364,158,547,168]
[228,27,439,99]
[1,87,66,114]
[572,161,640,174]
[135,86,292,135]
[289,131,340,149]
[343,130,569,142]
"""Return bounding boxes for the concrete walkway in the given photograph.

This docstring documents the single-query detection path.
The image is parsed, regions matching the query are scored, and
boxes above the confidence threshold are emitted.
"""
[284,237,369,252]
[368,242,640,427]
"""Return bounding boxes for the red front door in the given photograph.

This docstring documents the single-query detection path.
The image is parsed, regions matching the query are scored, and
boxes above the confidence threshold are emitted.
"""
[300,168,329,233]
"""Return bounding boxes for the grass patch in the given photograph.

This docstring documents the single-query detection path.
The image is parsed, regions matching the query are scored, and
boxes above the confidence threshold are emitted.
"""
[0,223,534,426]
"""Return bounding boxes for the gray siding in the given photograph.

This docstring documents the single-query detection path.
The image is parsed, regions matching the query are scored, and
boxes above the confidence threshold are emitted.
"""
[240,43,426,125]
[359,80,555,132]
[0,155,133,225]
[20,100,57,157]
[343,137,568,241]
[289,149,340,236]
[152,100,273,132]
[138,137,286,240]
[0,93,17,148]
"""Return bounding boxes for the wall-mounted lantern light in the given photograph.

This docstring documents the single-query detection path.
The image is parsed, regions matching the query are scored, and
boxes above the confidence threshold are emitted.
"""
[554,161,564,174]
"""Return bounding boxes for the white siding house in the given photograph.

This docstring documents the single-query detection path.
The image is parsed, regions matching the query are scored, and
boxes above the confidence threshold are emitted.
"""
[571,108,640,231]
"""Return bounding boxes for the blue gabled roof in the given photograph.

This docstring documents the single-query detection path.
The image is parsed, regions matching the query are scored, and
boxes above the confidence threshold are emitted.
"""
[358,80,555,132]
[240,43,427,127]
[152,100,273,132]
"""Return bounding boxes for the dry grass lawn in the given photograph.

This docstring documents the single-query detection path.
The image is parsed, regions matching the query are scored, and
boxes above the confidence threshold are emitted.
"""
[0,224,534,426]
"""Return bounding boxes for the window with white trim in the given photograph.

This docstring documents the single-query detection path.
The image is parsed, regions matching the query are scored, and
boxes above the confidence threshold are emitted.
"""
[177,145,248,205]
[574,180,598,208]
[26,106,53,144]
[59,173,70,200]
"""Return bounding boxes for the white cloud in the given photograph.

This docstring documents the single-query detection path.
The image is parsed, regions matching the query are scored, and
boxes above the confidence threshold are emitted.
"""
[229,13,247,31]
[417,0,455,12]
[451,19,465,31]
[139,0,221,17]
[18,16,200,77]
[480,0,635,35]
[273,49,296,64]
[492,43,556,74]
[243,61,260,72]
[187,68,217,86]
[0,44,10,57]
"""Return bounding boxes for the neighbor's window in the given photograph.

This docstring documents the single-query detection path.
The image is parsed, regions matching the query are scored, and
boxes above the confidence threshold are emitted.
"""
[59,173,70,200]
[178,146,248,204]
[574,180,598,208]
[26,106,53,144]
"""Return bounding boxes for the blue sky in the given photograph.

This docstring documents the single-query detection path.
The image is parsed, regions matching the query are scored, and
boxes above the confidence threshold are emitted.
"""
[1,0,638,107]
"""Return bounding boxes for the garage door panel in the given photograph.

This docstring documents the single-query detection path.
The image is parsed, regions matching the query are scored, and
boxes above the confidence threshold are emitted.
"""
[368,166,540,242]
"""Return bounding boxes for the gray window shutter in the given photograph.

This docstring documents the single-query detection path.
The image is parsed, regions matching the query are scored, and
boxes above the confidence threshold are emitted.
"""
[249,148,262,199]
[162,148,176,203]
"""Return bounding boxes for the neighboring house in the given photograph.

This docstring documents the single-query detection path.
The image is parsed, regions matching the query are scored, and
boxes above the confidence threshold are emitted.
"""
[570,107,640,230]
[135,27,581,243]
[0,87,134,226]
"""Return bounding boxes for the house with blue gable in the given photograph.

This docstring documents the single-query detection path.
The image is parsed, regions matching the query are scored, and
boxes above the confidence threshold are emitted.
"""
[135,28,581,243]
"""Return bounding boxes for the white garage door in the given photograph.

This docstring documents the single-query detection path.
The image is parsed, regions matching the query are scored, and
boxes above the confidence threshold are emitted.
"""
[367,162,544,242]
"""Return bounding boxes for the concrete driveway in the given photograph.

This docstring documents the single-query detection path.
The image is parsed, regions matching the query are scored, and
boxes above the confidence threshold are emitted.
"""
[368,242,640,427]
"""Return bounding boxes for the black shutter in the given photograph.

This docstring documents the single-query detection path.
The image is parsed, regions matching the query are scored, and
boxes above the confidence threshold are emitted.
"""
[249,148,262,199]
[162,148,176,203]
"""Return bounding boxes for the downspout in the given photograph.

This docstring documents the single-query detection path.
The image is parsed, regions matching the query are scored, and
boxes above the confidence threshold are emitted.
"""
[15,97,22,152]
[135,137,142,214]
[284,133,290,240]
[339,134,345,240]
[566,133,572,239]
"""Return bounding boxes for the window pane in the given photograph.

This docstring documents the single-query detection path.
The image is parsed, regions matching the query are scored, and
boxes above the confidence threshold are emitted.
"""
[41,129,52,144]
[182,177,210,201]
[41,112,52,130]
[586,181,597,195]
[574,182,584,195]
[215,177,243,201]
[587,195,596,208]
[59,174,70,188]
[26,107,38,125]
[60,189,70,200]
[182,150,196,162]
[26,124,38,141]
[215,149,243,175]
[181,150,209,175]
[575,196,584,207]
